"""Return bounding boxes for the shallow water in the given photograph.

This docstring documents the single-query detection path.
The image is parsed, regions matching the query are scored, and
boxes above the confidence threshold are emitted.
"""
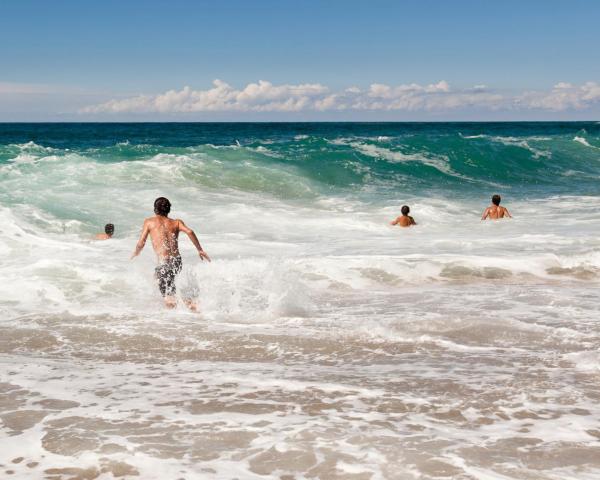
[1,123,600,479]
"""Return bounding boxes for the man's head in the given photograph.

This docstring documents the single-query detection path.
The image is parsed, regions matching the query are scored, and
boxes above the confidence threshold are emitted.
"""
[105,223,114,236]
[401,205,410,216]
[154,197,171,217]
[492,194,501,206]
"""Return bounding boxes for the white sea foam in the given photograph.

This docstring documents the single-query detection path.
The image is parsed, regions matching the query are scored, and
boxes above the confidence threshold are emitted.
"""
[574,136,592,147]
[565,350,600,371]
[460,133,486,139]
[340,139,467,179]
[462,134,553,158]
[248,145,284,158]
[573,135,599,149]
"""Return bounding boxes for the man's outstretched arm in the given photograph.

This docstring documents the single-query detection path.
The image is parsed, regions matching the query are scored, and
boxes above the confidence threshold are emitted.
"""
[178,220,211,262]
[481,208,490,220]
[504,208,513,218]
[131,221,150,259]
[390,216,400,225]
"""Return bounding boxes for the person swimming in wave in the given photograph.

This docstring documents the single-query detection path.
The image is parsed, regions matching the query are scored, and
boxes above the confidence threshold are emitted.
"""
[131,197,210,310]
[95,223,114,240]
[391,205,417,227]
[481,194,512,220]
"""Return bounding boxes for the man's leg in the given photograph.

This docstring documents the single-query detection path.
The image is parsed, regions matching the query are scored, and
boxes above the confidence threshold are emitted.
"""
[163,270,178,309]
[163,257,182,309]
[156,263,177,309]
[183,298,198,312]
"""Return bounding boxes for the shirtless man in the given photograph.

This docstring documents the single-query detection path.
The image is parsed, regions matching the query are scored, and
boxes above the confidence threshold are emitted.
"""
[391,205,417,227]
[481,194,512,220]
[95,223,114,240]
[131,197,210,309]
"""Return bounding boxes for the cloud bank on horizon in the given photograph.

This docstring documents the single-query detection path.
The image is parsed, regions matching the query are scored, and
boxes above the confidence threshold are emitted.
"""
[80,79,600,115]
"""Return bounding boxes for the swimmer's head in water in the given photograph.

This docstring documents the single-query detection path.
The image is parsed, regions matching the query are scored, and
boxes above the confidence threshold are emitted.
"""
[105,223,114,235]
[401,205,410,216]
[154,197,171,216]
[492,194,501,206]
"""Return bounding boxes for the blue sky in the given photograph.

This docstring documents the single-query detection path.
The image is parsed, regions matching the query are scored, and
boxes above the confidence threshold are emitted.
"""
[1,0,599,120]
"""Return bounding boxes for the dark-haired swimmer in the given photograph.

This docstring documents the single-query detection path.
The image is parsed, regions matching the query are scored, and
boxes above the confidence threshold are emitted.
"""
[131,197,210,310]
[482,194,512,220]
[391,205,417,227]
[95,223,114,240]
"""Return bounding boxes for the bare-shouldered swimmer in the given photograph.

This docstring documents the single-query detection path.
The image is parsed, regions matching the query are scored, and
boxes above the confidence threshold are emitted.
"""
[481,194,512,220]
[391,205,417,228]
[131,197,210,309]
[95,223,114,240]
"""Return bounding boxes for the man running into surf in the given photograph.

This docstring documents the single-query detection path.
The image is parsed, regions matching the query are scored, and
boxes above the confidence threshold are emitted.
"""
[481,194,512,220]
[131,197,210,309]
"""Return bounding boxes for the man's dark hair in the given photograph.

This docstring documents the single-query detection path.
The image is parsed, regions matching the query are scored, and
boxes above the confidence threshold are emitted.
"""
[492,194,501,206]
[154,197,171,216]
[105,223,114,235]
[401,205,410,216]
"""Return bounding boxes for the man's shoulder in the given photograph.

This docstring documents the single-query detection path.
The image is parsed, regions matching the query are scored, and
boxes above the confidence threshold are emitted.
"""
[144,216,159,227]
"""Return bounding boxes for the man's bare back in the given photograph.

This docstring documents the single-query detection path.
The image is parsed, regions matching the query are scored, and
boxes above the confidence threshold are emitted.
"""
[482,195,512,220]
[94,223,114,240]
[482,205,511,220]
[140,216,183,261]
[391,215,416,227]
[131,197,210,309]
[391,205,417,228]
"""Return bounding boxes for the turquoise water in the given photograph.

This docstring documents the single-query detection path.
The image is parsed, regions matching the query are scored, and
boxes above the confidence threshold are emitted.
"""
[1,123,600,479]
[2,122,600,200]
[2,122,599,236]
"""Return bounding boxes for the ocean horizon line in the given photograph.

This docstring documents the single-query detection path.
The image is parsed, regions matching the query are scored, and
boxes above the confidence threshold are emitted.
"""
[0,119,599,125]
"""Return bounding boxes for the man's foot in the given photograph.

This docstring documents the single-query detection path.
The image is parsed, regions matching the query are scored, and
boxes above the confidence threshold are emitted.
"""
[164,296,177,309]
[184,298,198,312]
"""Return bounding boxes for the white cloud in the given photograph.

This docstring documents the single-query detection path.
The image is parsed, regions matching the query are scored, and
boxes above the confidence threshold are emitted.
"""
[517,82,600,111]
[315,94,342,111]
[356,80,502,111]
[80,80,600,114]
[82,79,329,114]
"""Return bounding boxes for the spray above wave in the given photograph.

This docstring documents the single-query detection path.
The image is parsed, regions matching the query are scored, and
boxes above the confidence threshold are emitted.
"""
[330,138,460,177]
[460,133,553,158]
[573,135,600,149]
